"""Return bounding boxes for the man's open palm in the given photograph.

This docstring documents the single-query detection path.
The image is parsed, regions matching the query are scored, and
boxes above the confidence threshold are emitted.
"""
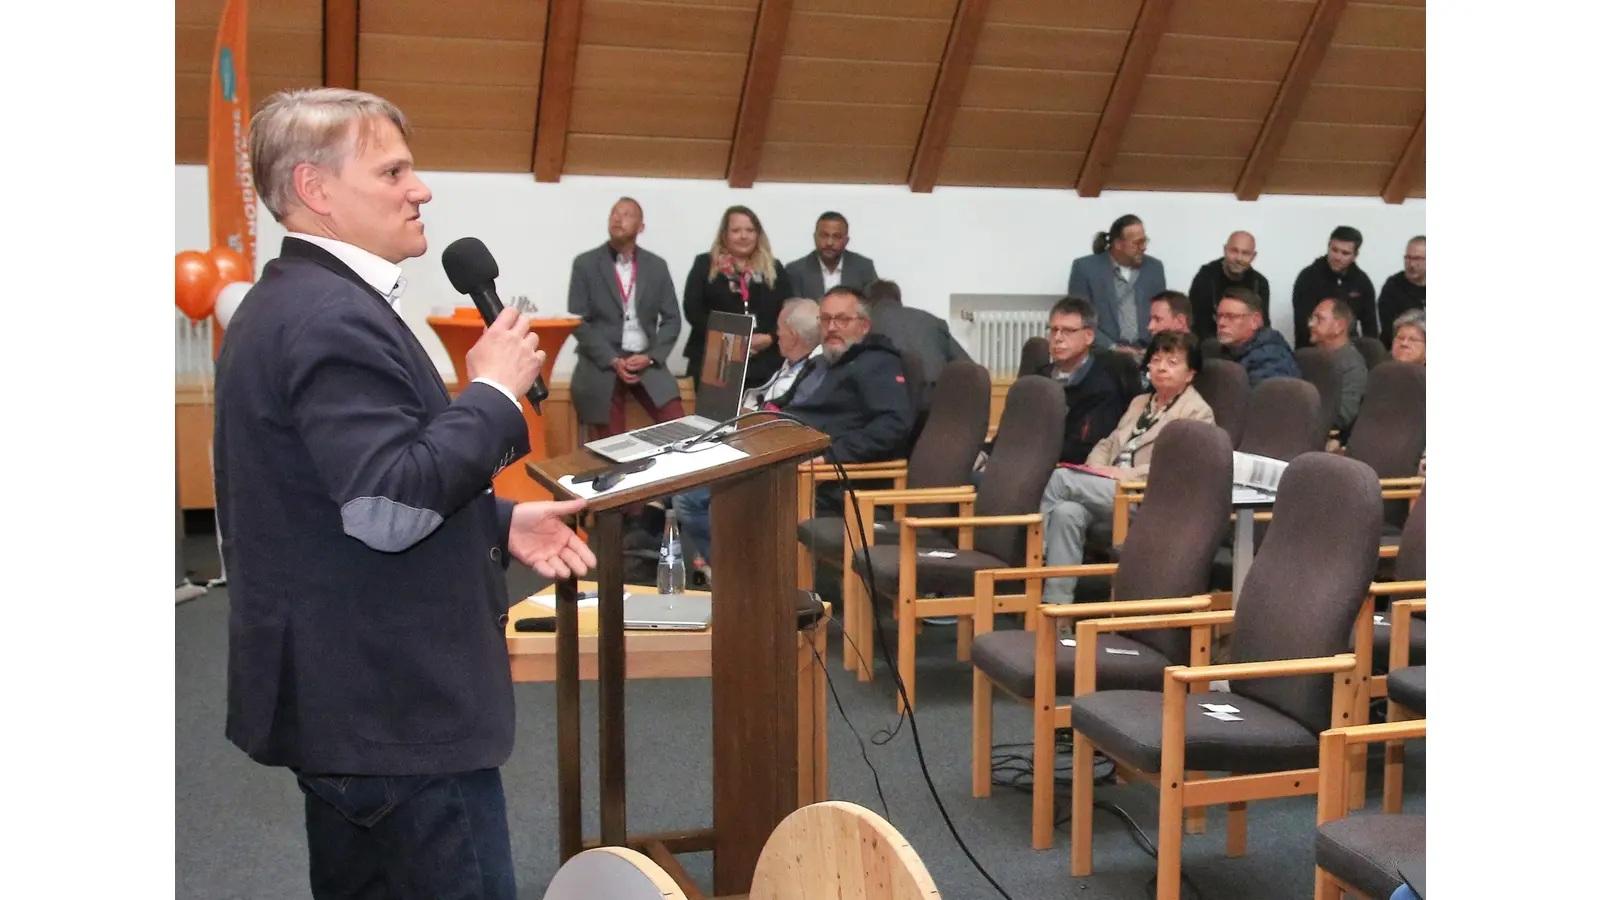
[507,500,597,579]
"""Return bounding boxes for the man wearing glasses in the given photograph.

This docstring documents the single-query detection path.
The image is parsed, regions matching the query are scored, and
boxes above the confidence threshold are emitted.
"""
[1067,214,1168,354]
[1216,286,1300,385]
[1378,236,1426,348]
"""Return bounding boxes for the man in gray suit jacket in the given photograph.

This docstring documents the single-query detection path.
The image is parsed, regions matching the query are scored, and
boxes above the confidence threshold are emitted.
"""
[863,278,970,407]
[786,211,878,299]
[568,197,686,437]
[1067,214,1167,353]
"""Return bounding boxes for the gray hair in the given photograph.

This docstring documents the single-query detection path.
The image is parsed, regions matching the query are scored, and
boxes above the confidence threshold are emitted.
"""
[781,297,821,347]
[1393,307,1425,337]
[249,88,411,222]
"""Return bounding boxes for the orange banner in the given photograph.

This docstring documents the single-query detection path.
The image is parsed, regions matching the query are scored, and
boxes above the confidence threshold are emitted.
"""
[207,0,255,274]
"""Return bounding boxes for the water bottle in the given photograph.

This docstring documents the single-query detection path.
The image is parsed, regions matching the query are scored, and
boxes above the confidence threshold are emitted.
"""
[657,510,687,594]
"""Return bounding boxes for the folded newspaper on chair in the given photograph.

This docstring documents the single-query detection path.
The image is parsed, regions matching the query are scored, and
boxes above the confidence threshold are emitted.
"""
[1232,451,1288,505]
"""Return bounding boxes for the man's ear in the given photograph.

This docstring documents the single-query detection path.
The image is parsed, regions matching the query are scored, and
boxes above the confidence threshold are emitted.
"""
[638,222,646,235]
[293,162,332,217]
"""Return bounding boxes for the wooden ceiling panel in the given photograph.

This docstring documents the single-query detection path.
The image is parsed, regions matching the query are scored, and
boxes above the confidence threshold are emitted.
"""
[563,134,731,179]
[361,0,548,42]
[1135,75,1282,120]
[1147,34,1298,81]
[795,0,957,17]
[580,0,757,53]
[646,0,756,6]
[1263,159,1391,195]
[405,127,535,172]
[361,35,542,87]
[1165,0,1315,41]
[1297,84,1424,126]
[765,100,926,145]
[759,142,913,183]
[175,0,320,30]
[573,47,749,96]
[774,59,938,105]
[175,25,321,77]
[177,118,207,163]
[1278,121,1412,163]
[568,91,739,140]
[1313,45,1424,89]
[960,67,1115,114]
[1332,2,1425,49]
[783,11,951,64]
[360,82,539,132]
[945,108,1098,151]
[971,24,1130,73]
[937,147,1083,188]
[1104,153,1244,192]
[986,0,1140,31]
[176,72,321,121]
[1119,115,1261,158]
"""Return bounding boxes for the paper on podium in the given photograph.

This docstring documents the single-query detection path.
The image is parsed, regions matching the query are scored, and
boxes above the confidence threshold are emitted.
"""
[557,443,750,500]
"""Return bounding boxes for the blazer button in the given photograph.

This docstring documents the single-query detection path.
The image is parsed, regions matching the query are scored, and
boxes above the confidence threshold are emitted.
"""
[490,547,502,562]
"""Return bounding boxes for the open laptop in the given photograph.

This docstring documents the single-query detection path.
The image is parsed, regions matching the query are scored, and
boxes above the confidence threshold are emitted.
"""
[584,310,755,463]
[624,593,712,631]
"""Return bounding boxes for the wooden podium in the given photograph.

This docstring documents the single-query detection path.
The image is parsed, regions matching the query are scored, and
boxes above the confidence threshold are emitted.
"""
[525,418,830,898]
[427,308,580,502]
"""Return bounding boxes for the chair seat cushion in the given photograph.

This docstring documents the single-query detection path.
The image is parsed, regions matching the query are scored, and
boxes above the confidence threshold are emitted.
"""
[970,629,1172,700]
[1069,690,1319,774]
[1315,814,1425,900]
[851,544,1010,599]
[798,517,953,566]
[1372,616,1426,670]
[1387,666,1425,715]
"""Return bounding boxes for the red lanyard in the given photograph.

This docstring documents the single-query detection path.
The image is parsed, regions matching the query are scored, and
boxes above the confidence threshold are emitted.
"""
[614,256,637,308]
[735,270,750,307]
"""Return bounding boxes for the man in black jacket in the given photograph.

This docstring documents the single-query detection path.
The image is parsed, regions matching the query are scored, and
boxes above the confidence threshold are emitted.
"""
[1291,225,1378,349]
[790,285,916,466]
[216,88,595,900]
[1378,235,1426,347]
[1187,230,1270,340]
[1038,296,1127,464]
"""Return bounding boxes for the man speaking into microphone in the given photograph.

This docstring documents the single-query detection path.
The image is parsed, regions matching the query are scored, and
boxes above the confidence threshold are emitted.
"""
[214,88,596,899]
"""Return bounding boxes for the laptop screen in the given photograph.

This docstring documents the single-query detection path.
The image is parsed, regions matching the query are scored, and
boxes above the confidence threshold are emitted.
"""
[698,311,757,422]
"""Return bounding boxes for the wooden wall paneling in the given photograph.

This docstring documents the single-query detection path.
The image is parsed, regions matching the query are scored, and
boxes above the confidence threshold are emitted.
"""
[1278,121,1413,164]
[1118,115,1260,158]
[937,148,1084,189]
[728,0,797,187]
[908,0,991,193]
[175,25,323,76]
[970,23,1129,71]
[563,134,733,179]
[175,0,321,30]
[985,0,1139,30]
[774,58,940,105]
[1146,33,1298,81]
[360,0,548,42]
[1136,75,1283,120]
[1381,112,1425,204]
[1297,84,1425,127]
[785,10,953,63]
[1164,0,1315,42]
[1106,153,1244,192]
[1263,159,1390,196]
[1331,1,1426,49]
[761,142,916,183]
[795,0,957,17]
[582,0,757,52]
[324,0,359,88]
[360,35,543,86]
[574,47,750,95]
[765,101,926,145]
[1313,45,1425,90]
[945,108,1098,151]
[534,0,586,181]
[958,67,1115,114]
[360,82,540,131]
[1234,0,1350,201]
[406,127,537,172]
[568,91,740,140]
[1076,0,1176,197]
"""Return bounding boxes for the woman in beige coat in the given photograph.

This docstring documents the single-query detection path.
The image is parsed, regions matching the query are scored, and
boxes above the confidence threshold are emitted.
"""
[1039,331,1215,603]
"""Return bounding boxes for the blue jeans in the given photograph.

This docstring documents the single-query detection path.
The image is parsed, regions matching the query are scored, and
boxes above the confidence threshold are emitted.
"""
[297,768,515,900]
[1390,886,1420,900]
[675,488,713,562]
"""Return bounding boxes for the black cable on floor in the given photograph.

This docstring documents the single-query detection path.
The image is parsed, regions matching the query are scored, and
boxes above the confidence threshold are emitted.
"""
[810,641,891,819]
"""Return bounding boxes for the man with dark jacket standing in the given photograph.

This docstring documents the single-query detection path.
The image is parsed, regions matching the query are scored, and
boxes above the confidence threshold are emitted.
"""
[1291,225,1378,349]
[863,278,970,405]
[215,88,595,900]
[1217,286,1301,385]
[1187,230,1270,340]
[1378,235,1426,347]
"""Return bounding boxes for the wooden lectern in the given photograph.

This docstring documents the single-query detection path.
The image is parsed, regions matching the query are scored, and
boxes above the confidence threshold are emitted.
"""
[525,419,830,898]
[427,308,580,502]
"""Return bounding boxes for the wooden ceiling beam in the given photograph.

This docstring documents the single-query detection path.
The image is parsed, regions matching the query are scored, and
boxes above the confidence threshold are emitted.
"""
[532,0,584,182]
[907,0,992,194]
[322,0,359,89]
[1075,0,1175,197]
[727,0,795,188]
[1234,0,1350,201]
[1381,112,1425,204]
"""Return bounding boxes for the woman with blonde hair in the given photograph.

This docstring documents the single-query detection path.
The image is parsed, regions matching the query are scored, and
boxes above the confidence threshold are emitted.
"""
[683,205,792,387]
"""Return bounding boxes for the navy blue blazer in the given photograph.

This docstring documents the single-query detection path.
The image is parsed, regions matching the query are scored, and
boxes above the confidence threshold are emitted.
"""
[1066,251,1168,349]
[214,237,532,776]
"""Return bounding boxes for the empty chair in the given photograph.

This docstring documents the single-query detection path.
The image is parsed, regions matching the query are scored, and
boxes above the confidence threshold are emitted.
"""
[1313,720,1426,900]
[1192,357,1250,447]
[1294,346,1343,437]
[542,847,687,900]
[1345,361,1426,536]
[1017,336,1050,378]
[749,801,941,900]
[1238,378,1325,462]
[1355,335,1391,372]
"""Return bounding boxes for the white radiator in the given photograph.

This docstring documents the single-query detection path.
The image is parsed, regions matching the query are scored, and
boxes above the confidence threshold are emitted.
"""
[176,311,215,378]
[971,310,1051,378]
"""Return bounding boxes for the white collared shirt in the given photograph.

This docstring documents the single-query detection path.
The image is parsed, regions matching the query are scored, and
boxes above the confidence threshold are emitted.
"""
[288,232,521,411]
[744,344,823,409]
[821,258,843,293]
[614,249,649,353]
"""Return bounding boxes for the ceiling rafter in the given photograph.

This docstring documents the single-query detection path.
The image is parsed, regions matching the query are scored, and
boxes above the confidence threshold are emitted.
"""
[727,0,795,189]
[532,0,584,183]
[322,0,360,89]
[1381,112,1425,204]
[1075,0,1175,198]
[907,0,993,194]
[1234,0,1350,201]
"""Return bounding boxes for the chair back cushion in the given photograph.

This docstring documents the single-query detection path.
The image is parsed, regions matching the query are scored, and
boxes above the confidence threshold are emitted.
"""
[1232,453,1382,733]
[904,360,991,518]
[1093,348,1143,402]
[1394,486,1426,582]
[1345,361,1426,479]
[1192,358,1249,448]
[1237,378,1324,461]
[1292,347,1342,435]
[973,375,1065,564]
[1017,336,1051,379]
[1114,420,1234,661]
[1355,335,1391,371]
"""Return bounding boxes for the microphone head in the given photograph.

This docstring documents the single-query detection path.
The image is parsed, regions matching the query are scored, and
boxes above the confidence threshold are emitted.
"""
[441,237,499,294]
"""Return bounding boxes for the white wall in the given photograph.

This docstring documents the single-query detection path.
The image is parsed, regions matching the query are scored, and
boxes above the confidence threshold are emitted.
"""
[175,165,1425,382]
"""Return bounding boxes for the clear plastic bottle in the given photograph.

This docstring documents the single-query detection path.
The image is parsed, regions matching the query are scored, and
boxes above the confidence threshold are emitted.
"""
[657,510,687,594]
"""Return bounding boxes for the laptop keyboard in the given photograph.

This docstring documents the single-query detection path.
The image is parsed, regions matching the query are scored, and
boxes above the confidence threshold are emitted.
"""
[630,420,706,447]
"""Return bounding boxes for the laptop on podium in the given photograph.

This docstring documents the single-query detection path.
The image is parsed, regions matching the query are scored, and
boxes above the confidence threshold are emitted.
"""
[584,310,755,463]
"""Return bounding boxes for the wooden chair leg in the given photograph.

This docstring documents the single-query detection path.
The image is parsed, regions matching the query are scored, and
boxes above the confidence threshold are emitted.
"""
[857,581,876,682]
[1313,867,1342,900]
[1155,684,1187,900]
[972,672,993,798]
[1070,731,1095,876]
[840,565,858,673]
[1383,739,1406,814]
[1225,802,1247,857]
[1184,773,1207,834]
[1348,744,1369,810]
[956,614,974,662]
[1031,694,1056,850]
[897,598,917,712]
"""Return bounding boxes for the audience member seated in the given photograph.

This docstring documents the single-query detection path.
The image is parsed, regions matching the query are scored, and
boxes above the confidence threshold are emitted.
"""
[1379,236,1426,347]
[1187,230,1271,340]
[1217,286,1301,385]
[862,278,971,405]
[675,286,912,568]
[1390,308,1426,366]
[785,210,878,299]
[1136,290,1192,391]
[1291,225,1378,349]
[1068,214,1167,354]
[1038,332,1214,603]
[1308,297,1369,433]
[683,205,791,388]
[743,298,823,410]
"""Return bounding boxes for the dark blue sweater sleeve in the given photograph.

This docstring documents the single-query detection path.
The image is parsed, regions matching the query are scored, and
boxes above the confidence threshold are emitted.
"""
[826,354,914,463]
[284,302,532,553]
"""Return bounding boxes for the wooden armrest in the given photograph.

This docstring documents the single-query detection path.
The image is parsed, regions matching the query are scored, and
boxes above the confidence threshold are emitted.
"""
[807,462,909,484]
[1369,580,1425,596]
[1116,480,1148,492]
[1381,487,1422,500]
[1167,653,1356,684]
[801,459,905,473]
[1321,719,1426,747]
[843,485,974,505]
[1391,598,1426,618]
[902,513,1043,529]
[1378,476,1425,488]
[1377,545,1399,559]
[1075,609,1236,634]
[976,563,1120,586]
[1039,595,1212,620]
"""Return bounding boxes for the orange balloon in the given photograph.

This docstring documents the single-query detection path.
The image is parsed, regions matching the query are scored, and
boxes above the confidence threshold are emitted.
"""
[208,246,251,285]
[176,250,220,321]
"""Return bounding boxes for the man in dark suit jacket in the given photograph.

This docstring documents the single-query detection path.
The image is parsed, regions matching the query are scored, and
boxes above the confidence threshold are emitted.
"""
[862,278,970,405]
[1067,215,1167,352]
[568,197,685,438]
[786,211,878,299]
[215,88,595,900]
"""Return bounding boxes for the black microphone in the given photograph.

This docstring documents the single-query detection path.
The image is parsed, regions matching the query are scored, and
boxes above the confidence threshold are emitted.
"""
[441,237,549,414]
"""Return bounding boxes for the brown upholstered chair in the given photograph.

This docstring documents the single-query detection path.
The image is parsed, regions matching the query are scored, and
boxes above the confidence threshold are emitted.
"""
[1294,346,1343,437]
[848,375,1065,704]
[1018,336,1050,379]
[1355,335,1392,372]
[1344,361,1426,538]
[1066,453,1382,900]
[1314,720,1425,900]
[969,420,1233,849]
[1192,357,1250,448]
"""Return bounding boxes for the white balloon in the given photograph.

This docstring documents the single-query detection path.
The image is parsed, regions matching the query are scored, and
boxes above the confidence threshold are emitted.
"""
[213,281,252,329]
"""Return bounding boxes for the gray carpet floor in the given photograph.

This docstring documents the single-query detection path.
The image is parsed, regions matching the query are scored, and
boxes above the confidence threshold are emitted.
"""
[177,531,1424,900]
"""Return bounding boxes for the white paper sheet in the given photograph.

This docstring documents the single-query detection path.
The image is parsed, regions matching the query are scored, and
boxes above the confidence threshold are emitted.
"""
[557,443,750,500]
